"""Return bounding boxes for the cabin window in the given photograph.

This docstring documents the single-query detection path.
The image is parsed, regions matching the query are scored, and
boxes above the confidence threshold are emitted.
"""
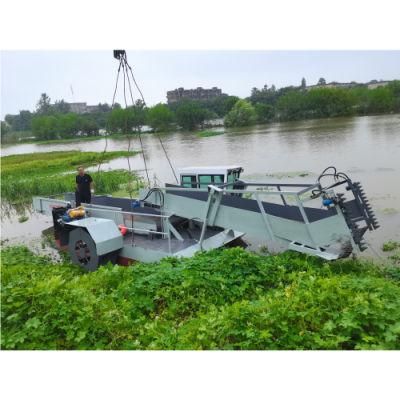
[181,175,197,188]
[213,175,224,185]
[227,172,235,186]
[198,174,224,188]
[199,175,211,188]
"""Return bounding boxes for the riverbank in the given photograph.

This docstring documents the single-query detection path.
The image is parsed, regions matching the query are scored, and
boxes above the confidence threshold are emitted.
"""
[2,111,399,146]
[1,132,156,146]
[1,245,399,350]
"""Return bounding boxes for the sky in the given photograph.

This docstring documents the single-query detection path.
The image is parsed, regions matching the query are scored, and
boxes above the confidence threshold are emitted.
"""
[1,50,400,118]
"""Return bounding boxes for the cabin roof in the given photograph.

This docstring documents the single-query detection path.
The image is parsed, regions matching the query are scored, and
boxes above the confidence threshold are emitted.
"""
[177,166,242,175]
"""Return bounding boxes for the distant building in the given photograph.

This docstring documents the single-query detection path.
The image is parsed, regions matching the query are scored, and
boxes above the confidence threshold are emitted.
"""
[85,104,101,113]
[306,80,393,91]
[67,102,88,113]
[167,87,226,104]
[366,80,391,90]
[306,82,360,91]
[53,102,100,114]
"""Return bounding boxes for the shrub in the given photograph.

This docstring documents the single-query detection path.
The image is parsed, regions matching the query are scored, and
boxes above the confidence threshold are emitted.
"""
[1,246,399,350]
[224,100,257,127]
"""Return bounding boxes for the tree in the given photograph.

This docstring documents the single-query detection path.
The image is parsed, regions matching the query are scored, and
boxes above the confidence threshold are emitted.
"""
[364,87,394,114]
[31,115,58,140]
[220,96,240,116]
[317,77,327,86]
[4,110,33,131]
[301,77,306,89]
[1,120,10,134]
[80,117,99,136]
[306,88,355,118]
[224,99,257,127]
[107,103,147,134]
[147,103,174,131]
[97,103,111,113]
[53,100,70,114]
[249,84,281,106]
[276,91,307,121]
[36,93,52,115]
[387,80,400,112]
[130,100,147,132]
[254,103,275,123]
[57,113,80,137]
[107,108,130,134]
[175,101,207,130]
[1,121,11,143]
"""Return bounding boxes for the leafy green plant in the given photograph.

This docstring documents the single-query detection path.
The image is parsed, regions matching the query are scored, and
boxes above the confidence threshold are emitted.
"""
[382,241,400,252]
[224,100,257,127]
[2,246,399,350]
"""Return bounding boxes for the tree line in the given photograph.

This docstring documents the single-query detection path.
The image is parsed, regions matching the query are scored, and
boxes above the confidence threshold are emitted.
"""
[247,79,400,123]
[1,79,400,143]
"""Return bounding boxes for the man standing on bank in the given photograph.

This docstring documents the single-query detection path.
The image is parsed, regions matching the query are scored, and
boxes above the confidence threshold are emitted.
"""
[75,166,94,206]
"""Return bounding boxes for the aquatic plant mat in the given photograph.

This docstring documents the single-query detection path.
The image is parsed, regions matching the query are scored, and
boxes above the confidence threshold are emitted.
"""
[1,151,139,204]
[197,130,224,138]
[1,246,399,350]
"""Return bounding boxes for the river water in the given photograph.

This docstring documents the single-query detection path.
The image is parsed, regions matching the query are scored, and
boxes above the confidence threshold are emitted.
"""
[2,114,400,257]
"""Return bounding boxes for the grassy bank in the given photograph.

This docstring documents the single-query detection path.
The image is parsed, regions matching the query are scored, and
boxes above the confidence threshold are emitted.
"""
[1,132,156,146]
[1,246,399,350]
[20,135,105,145]
[197,130,224,138]
[1,151,140,204]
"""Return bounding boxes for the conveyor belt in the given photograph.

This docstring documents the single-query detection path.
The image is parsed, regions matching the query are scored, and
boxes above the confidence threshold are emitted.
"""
[165,187,337,223]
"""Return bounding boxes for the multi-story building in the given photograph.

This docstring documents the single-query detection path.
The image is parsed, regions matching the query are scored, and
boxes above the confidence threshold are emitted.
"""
[67,102,88,114]
[54,102,100,114]
[167,87,226,103]
[306,80,392,91]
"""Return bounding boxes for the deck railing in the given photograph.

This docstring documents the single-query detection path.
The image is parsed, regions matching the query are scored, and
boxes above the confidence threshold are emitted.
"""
[155,181,330,250]
[86,206,174,254]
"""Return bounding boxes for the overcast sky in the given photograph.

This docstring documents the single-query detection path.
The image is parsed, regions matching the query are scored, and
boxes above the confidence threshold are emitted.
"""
[1,50,400,117]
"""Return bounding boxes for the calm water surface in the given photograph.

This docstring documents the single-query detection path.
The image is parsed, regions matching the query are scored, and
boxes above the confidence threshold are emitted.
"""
[2,114,400,257]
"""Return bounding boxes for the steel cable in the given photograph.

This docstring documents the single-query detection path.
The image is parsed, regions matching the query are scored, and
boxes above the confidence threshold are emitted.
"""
[97,58,123,174]
[126,59,178,184]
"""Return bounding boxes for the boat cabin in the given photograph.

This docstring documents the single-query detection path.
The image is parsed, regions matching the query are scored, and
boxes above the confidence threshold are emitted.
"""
[177,166,243,188]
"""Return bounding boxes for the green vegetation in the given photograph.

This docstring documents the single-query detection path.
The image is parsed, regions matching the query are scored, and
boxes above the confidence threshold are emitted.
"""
[174,100,209,130]
[32,113,99,140]
[1,151,139,204]
[2,81,400,144]
[17,215,29,223]
[250,80,400,122]
[1,246,399,350]
[107,101,146,134]
[20,135,106,145]
[1,93,112,144]
[147,103,175,132]
[224,99,257,127]
[382,241,400,252]
[197,130,224,138]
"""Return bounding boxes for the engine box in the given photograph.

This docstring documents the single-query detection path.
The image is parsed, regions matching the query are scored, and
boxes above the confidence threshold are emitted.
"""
[66,217,123,255]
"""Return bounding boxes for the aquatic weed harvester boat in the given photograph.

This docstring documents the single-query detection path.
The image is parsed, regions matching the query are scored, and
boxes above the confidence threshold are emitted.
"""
[32,52,380,271]
[33,165,379,270]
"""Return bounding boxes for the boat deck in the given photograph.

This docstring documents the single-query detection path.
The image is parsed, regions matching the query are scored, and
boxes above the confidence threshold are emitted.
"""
[122,225,223,254]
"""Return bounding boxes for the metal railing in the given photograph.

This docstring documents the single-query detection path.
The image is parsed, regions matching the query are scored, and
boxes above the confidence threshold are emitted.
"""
[156,181,325,249]
[85,205,174,253]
